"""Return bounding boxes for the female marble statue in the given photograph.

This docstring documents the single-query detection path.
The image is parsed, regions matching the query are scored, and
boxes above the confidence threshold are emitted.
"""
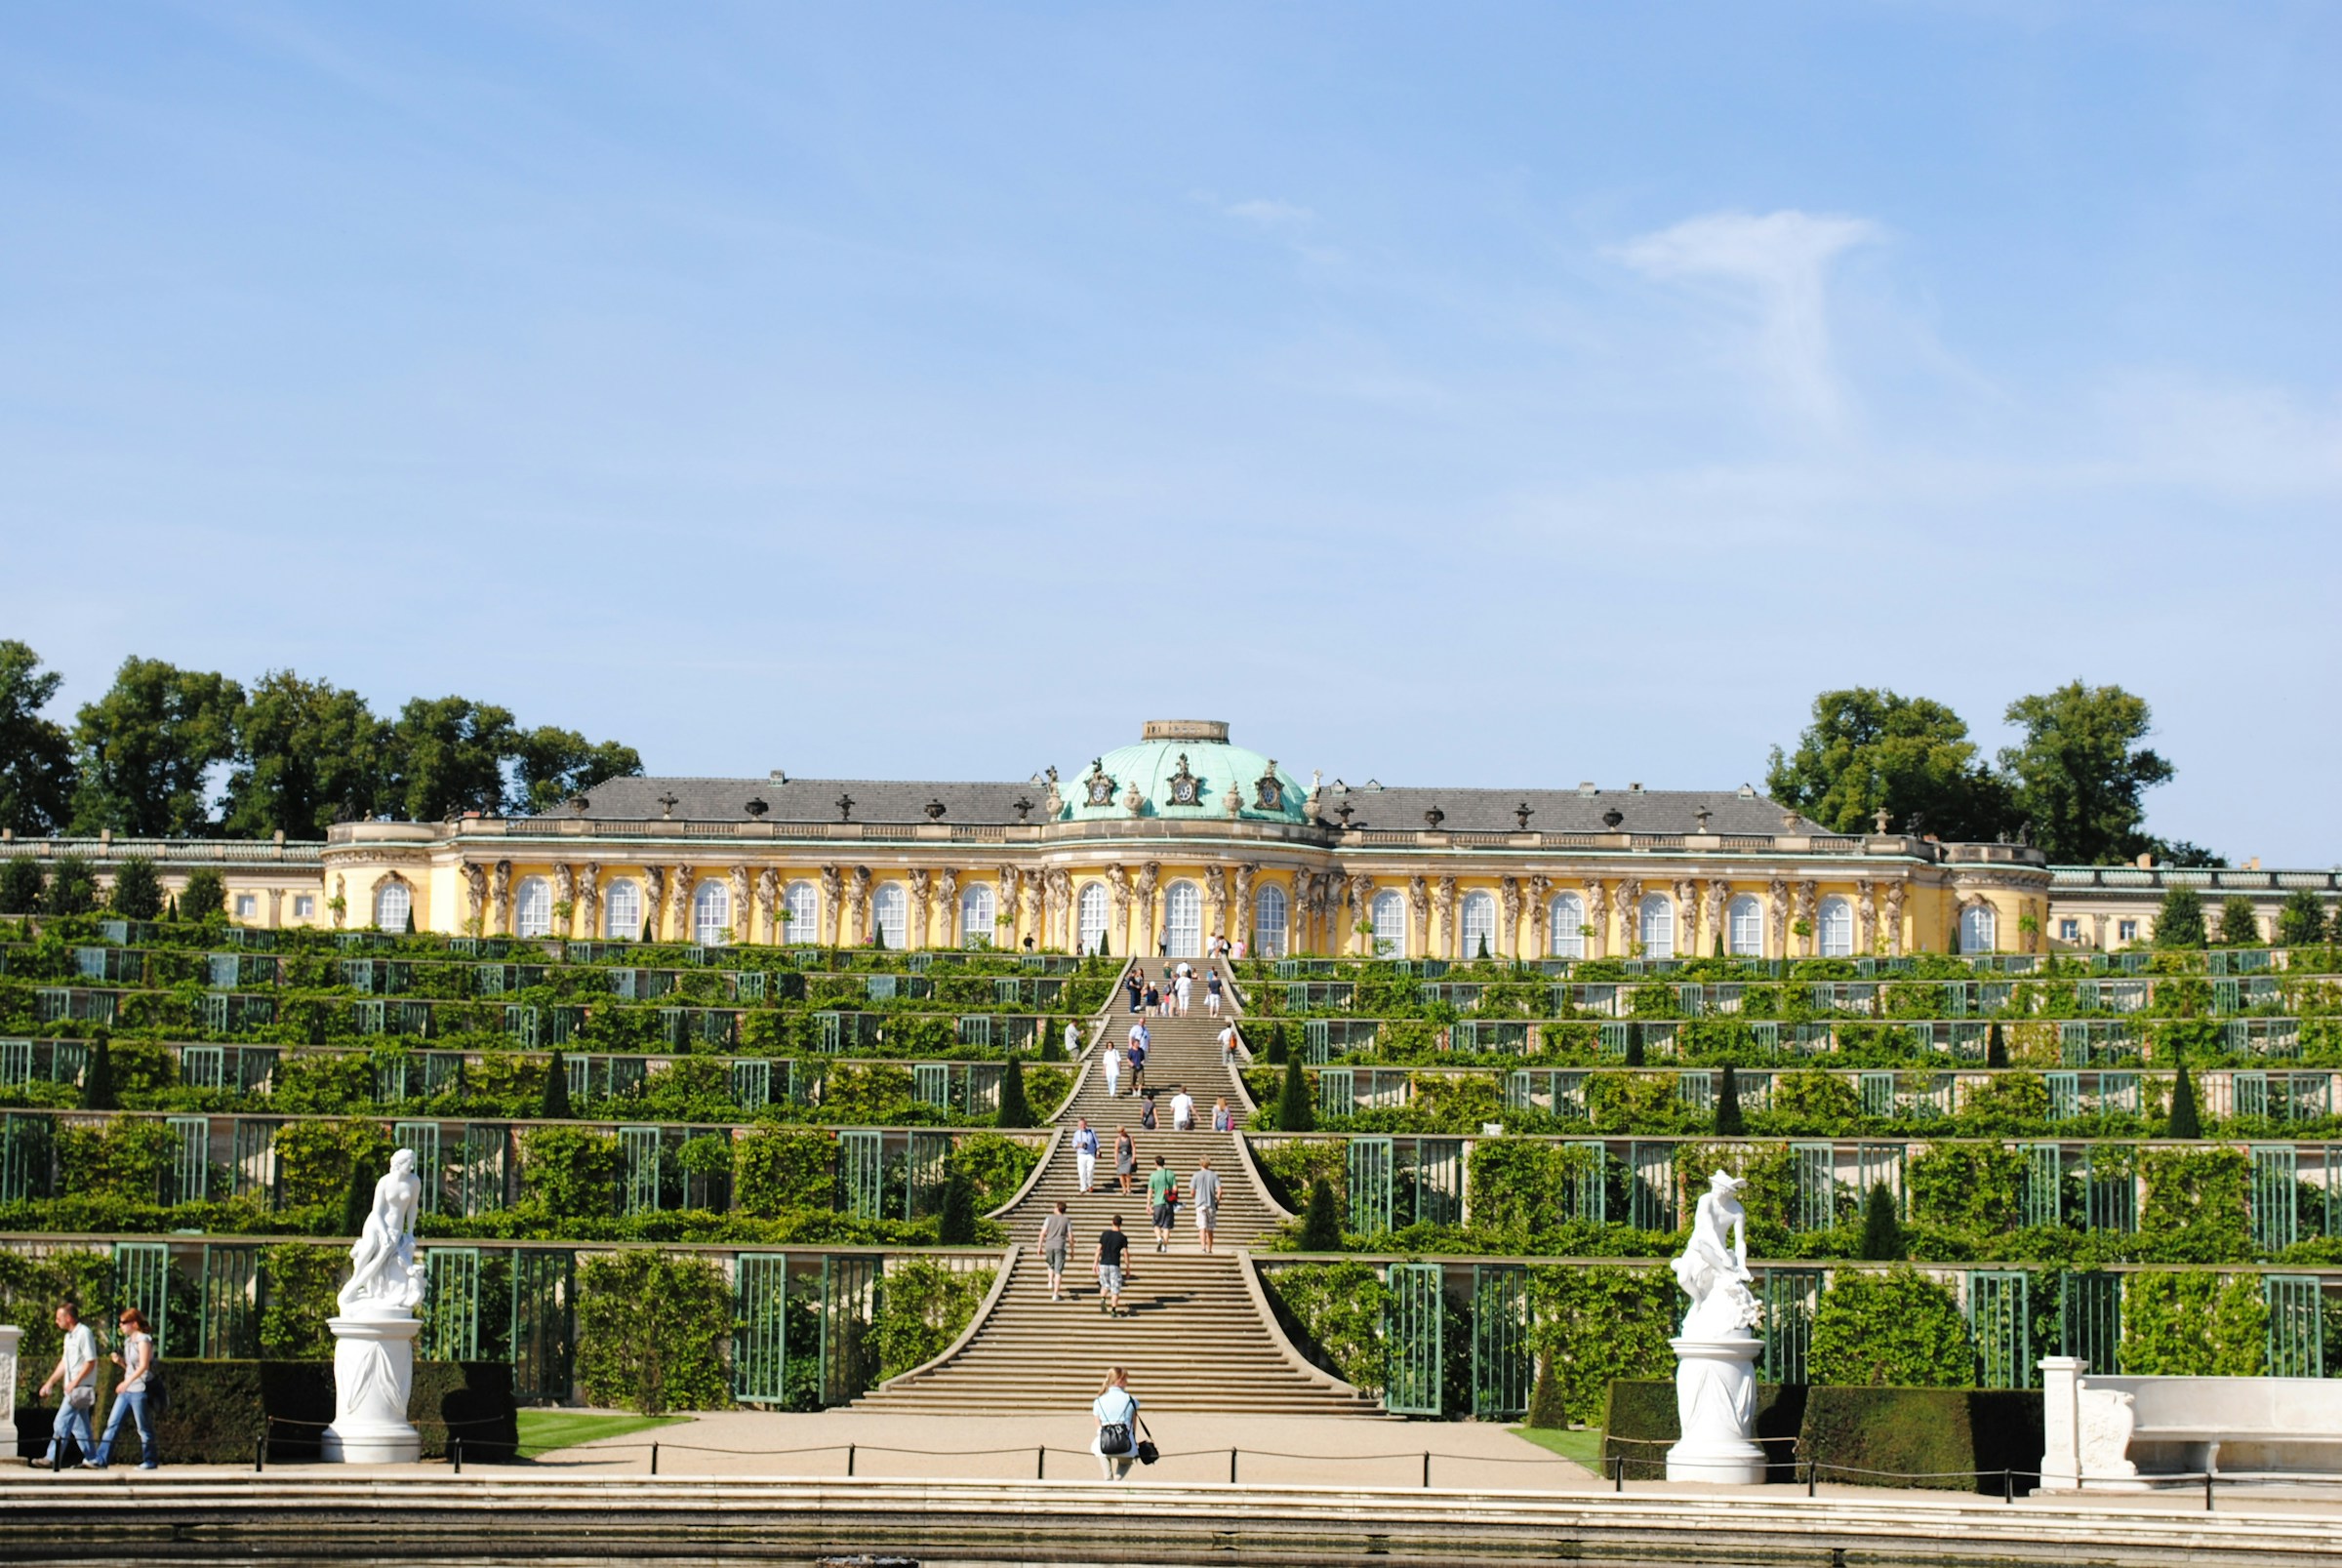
[338,1148,425,1316]
[1672,1170,1763,1339]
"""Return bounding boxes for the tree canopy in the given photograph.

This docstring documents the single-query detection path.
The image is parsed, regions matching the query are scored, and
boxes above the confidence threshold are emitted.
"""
[1771,681,2193,864]
[0,640,74,835]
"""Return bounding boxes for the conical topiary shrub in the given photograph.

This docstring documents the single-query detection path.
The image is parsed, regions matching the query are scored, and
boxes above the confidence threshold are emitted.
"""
[937,1173,978,1244]
[1986,1022,2007,1067]
[1276,1055,1313,1132]
[1714,1063,1744,1136]
[1858,1181,1906,1261]
[1524,1351,1568,1428]
[1299,1177,1342,1251]
[79,1027,118,1111]
[2166,1059,2201,1139]
[542,1049,572,1119]
[995,1054,1034,1128]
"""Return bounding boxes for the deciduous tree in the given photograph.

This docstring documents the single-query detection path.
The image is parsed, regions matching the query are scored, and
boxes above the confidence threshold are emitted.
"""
[514,726,643,816]
[69,658,244,836]
[0,640,74,834]
[223,670,384,838]
[2154,885,2206,948]
[1999,682,2173,864]
[379,696,518,822]
[1766,688,2013,840]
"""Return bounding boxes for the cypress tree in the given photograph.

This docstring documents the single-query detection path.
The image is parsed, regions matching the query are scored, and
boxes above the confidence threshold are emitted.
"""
[1477,933,1491,960]
[341,1150,385,1237]
[0,857,42,916]
[79,1027,118,1111]
[1714,1063,1744,1136]
[1524,1351,1567,1428]
[165,895,180,922]
[1275,1055,1313,1132]
[1096,930,1109,958]
[995,1054,1033,1128]
[404,905,417,935]
[541,1049,572,1119]
[640,917,653,944]
[1299,1177,1342,1251]
[1986,1023,2007,1068]
[2216,895,2261,947]
[2154,885,2206,948]
[1857,1182,1906,1261]
[109,857,163,921]
[1264,1021,1287,1065]
[2166,1059,2201,1139]
[1623,1023,1645,1067]
[937,1173,978,1244]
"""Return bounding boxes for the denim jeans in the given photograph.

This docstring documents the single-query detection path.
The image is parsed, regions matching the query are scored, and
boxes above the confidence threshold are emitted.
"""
[47,1400,96,1467]
[93,1388,157,1467]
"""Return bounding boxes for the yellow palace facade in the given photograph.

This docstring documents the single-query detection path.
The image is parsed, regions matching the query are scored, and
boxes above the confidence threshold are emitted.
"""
[312,720,2053,961]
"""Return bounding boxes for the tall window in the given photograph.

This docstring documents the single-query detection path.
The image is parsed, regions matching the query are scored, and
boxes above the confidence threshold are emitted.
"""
[515,877,552,939]
[374,880,411,932]
[1818,896,1854,957]
[872,883,909,949]
[960,884,996,948]
[783,880,818,946]
[1728,895,1763,956]
[1164,881,1202,956]
[1638,893,1674,960]
[1459,890,1497,960]
[1959,903,1998,955]
[1077,882,1110,954]
[605,879,642,940]
[1549,893,1586,958]
[1369,890,1407,958]
[694,880,732,945]
[1255,885,1289,957]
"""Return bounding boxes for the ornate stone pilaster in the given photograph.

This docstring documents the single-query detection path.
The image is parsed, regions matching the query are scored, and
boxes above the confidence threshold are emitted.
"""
[936,868,960,947]
[1107,864,1132,948]
[1232,864,1257,948]
[1883,880,1907,956]
[1614,877,1643,957]
[491,861,513,937]
[579,863,603,939]
[1854,878,1878,956]
[725,865,750,945]
[1524,874,1552,957]
[552,864,577,938]
[843,866,868,945]
[819,866,842,947]
[1702,880,1727,956]
[1203,865,1229,946]
[909,868,933,949]
[1135,863,1160,953]
[1793,881,1819,957]
[333,873,348,930]
[1346,875,1374,956]
[756,867,780,944]
[1765,878,1789,959]
[1499,877,1523,959]
[1045,868,1071,949]
[1674,879,1699,959]
[643,865,668,944]
[670,865,698,945]
[1020,869,1042,945]
[1583,880,1608,960]
[1433,876,1458,959]
[1408,876,1432,959]
[462,864,487,936]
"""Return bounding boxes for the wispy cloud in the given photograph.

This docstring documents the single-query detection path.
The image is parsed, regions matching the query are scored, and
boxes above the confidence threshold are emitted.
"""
[1222,197,1316,228]
[1612,209,1884,431]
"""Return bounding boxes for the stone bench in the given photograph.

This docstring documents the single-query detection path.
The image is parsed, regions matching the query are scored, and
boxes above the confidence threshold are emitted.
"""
[2039,1356,2342,1490]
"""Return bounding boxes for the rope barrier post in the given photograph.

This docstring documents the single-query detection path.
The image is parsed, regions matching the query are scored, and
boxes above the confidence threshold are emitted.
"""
[650,1441,659,1476]
[2204,1470,2213,1512]
[2001,1467,2010,1505]
[255,1433,265,1473]
[1611,1452,1622,1493]
[1230,1447,1237,1485]
[1423,1451,1431,1489]
[1037,1446,1045,1480]
[453,1437,463,1475]
[848,1442,856,1477]
[1806,1461,1816,1498]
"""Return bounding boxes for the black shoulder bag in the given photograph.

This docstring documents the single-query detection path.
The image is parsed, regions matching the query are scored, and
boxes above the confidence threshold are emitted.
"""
[1135,1415,1158,1467]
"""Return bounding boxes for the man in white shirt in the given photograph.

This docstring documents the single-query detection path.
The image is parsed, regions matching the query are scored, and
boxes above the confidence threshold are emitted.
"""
[1170,1088,1195,1131]
[36,1299,98,1469]
[1072,1118,1100,1193]
[1218,1021,1241,1063]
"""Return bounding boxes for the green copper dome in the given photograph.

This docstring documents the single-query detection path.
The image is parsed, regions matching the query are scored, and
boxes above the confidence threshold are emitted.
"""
[1059,721,1307,824]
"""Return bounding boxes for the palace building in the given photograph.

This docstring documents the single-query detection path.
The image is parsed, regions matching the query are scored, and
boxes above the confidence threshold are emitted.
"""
[10,718,2329,956]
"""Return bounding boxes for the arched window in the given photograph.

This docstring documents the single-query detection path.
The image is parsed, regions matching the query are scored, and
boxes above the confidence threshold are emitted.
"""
[1255,885,1289,958]
[1369,889,1407,958]
[1638,893,1674,960]
[1459,890,1497,960]
[1960,903,1998,955]
[1817,896,1855,958]
[1549,893,1586,958]
[694,880,732,945]
[1728,895,1764,956]
[374,880,411,932]
[960,884,996,949]
[514,877,552,939]
[1077,882,1110,954]
[605,879,642,940]
[871,883,909,949]
[782,880,818,946]
[1163,881,1202,957]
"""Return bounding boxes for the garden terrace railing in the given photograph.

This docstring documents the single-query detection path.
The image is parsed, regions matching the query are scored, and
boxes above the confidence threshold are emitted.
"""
[0,1232,1005,1408]
[1236,947,2342,984]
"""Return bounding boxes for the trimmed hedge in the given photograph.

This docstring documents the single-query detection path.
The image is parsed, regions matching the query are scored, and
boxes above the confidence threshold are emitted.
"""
[15,1359,516,1464]
[1600,1378,2042,1494]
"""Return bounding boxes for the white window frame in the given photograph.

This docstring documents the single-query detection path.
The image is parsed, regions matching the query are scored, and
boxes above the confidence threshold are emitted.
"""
[1727,895,1763,956]
[515,876,552,939]
[1164,881,1203,957]
[235,893,259,920]
[1459,891,1497,960]
[605,879,643,940]
[1549,893,1585,958]
[694,880,732,945]
[1369,890,1406,958]
[2059,918,2081,944]
[1638,893,1674,960]
[293,895,315,919]
[374,881,411,932]
[1076,882,1109,954]
[1818,896,1855,958]
[2118,918,2138,945]
[960,884,997,949]
[783,880,818,946]
[1960,903,1998,955]
[1255,885,1289,957]
[871,883,909,949]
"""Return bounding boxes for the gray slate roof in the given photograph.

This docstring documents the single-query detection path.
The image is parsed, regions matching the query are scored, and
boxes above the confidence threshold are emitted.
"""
[551,774,1825,834]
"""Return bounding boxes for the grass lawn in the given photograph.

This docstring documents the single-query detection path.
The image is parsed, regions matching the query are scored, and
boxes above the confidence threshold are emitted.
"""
[514,1410,688,1460]
[1508,1425,1603,1467]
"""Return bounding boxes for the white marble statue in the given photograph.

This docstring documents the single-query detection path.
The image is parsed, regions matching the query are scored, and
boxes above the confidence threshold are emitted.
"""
[339,1147,426,1316]
[1671,1169,1763,1340]
[323,1147,426,1463]
[1665,1170,1768,1483]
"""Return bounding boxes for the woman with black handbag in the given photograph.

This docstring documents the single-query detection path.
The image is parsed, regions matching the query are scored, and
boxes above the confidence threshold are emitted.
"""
[1090,1366,1140,1480]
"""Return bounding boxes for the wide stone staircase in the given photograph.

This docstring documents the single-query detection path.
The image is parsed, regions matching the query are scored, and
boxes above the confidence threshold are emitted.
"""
[855,963,1383,1416]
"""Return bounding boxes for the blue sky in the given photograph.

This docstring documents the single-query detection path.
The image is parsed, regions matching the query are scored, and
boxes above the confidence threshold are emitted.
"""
[3,3,2337,860]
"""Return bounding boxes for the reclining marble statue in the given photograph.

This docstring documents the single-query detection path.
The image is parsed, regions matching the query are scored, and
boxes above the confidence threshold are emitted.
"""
[1665,1170,1768,1483]
[323,1148,427,1462]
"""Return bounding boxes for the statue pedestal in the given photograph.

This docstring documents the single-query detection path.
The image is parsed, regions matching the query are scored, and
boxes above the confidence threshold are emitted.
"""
[321,1314,422,1464]
[0,1325,20,1455]
[1667,1336,1766,1484]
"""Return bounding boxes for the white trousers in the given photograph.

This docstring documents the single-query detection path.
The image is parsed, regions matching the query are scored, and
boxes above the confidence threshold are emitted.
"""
[1076,1150,1097,1191]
